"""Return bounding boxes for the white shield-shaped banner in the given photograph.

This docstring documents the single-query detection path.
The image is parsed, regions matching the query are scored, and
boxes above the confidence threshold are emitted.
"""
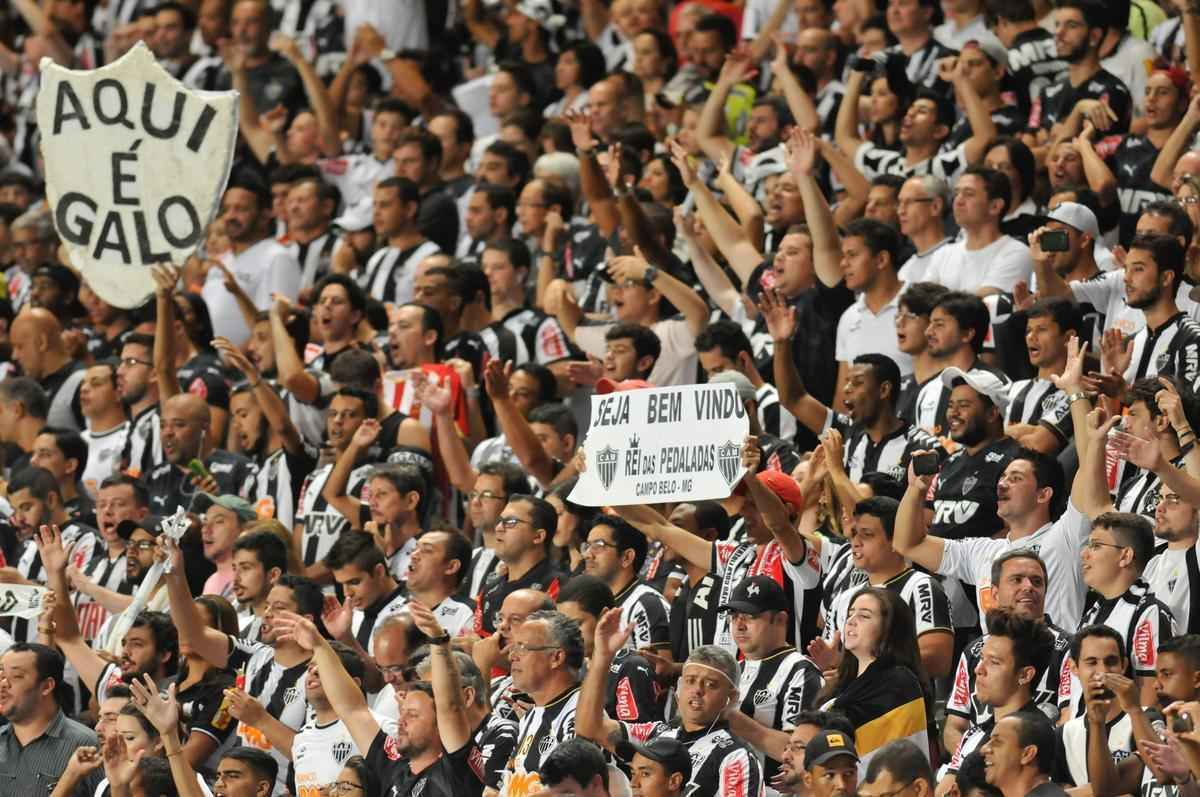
[36,41,238,308]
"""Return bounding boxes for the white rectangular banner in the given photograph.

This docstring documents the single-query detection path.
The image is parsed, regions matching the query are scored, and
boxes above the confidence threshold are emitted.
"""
[569,383,749,507]
[0,584,49,620]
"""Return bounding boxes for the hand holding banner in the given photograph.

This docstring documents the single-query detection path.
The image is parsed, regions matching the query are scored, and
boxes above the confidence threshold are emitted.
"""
[569,383,750,507]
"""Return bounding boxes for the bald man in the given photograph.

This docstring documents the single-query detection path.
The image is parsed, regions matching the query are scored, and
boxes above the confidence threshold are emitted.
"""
[10,308,86,430]
[141,394,259,517]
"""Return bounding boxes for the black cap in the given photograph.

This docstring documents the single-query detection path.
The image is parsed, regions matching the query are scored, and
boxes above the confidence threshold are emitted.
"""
[616,736,692,780]
[719,575,790,616]
[115,515,163,541]
[804,730,860,771]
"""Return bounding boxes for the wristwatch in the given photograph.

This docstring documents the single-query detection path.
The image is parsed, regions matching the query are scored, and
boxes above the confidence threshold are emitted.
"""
[643,266,659,285]
[1066,391,1088,405]
[429,632,452,646]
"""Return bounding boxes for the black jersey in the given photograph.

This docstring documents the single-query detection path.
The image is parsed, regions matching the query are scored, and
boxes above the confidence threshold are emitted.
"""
[1007,28,1068,108]
[177,352,232,411]
[1112,135,1173,246]
[475,556,565,635]
[927,437,1021,540]
[947,105,1025,150]
[142,449,258,515]
[670,571,725,663]
[456,712,518,792]
[946,617,1072,728]
[607,647,666,723]
[620,719,764,797]
[1030,69,1133,135]
[736,648,822,783]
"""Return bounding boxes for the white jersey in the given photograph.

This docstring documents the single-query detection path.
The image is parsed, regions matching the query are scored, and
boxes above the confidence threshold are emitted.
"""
[937,498,1092,633]
[1144,547,1194,633]
[318,154,393,208]
[81,422,129,497]
[292,715,372,795]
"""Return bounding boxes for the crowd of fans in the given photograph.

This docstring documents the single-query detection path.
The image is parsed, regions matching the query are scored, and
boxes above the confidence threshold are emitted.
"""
[12,0,1200,795]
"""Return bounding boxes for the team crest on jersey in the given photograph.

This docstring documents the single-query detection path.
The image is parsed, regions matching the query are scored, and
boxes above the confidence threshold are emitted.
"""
[282,686,300,705]
[962,476,978,495]
[753,688,772,707]
[1158,352,1172,372]
[538,731,556,757]
[332,741,353,764]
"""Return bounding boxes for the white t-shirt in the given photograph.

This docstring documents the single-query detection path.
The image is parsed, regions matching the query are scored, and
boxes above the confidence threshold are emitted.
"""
[292,710,399,794]
[923,235,1033,294]
[1144,547,1191,633]
[575,318,698,386]
[1101,35,1156,113]
[318,153,394,209]
[81,422,129,498]
[937,498,1092,633]
[201,239,302,345]
[835,288,914,376]
[341,0,428,51]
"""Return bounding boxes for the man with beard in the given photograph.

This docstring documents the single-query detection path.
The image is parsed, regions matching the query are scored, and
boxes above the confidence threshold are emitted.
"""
[201,174,302,346]
[76,363,131,496]
[581,516,670,651]
[461,463,528,600]
[799,730,859,797]
[1028,0,1132,142]
[215,339,313,529]
[413,266,491,381]
[455,184,515,269]
[911,291,1006,435]
[142,393,258,518]
[290,642,375,795]
[272,610,470,797]
[231,531,287,642]
[0,643,102,795]
[1112,234,1200,387]
[116,334,163,480]
[773,712,860,797]
[163,541,319,797]
[1085,634,1200,797]
[578,610,764,797]
[1030,204,1115,349]
[407,603,520,795]
[39,521,177,688]
[934,610,1055,794]
[215,0,304,114]
[1144,484,1200,634]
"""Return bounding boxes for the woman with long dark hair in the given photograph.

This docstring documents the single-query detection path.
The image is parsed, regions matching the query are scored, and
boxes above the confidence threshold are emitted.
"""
[546,476,598,575]
[817,587,933,768]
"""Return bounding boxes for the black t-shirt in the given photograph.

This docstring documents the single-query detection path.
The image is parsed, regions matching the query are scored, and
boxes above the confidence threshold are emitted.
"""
[475,556,565,635]
[178,352,232,411]
[947,106,1025,150]
[142,448,259,516]
[1030,68,1133,135]
[1110,135,1173,246]
[927,437,1022,540]
[1006,27,1068,109]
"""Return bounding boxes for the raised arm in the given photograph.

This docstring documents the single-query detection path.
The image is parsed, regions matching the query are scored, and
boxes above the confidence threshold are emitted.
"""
[834,68,870,160]
[271,34,341,157]
[270,296,320,404]
[612,504,715,573]
[759,289,831,433]
[1073,124,1117,205]
[130,678,206,797]
[944,56,998,167]
[788,128,842,288]
[768,35,819,132]
[483,360,559,488]
[671,141,764,284]
[696,49,754,165]
[819,138,871,228]
[742,439,808,564]
[610,253,710,337]
[426,385,480,494]
[892,460,947,572]
[409,602,474,752]
[576,608,632,752]
[11,0,72,67]
[215,338,305,456]
[679,207,744,317]
[274,611,381,755]
[1072,404,1119,519]
[320,419,379,530]
[160,535,232,668]
[151,265,182,399]
[1154,94,1200,189]
[36,526,107,696]
[565,110,621,238]
[712,155,766,250]
[1028,227,1075,300]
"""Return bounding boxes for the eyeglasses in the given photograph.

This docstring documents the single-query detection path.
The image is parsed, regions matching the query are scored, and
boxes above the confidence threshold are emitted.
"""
[894,311,924,323]
[581,539,618,555]
[508,642,562,656]
[496,516,531,529]
[469,490,507,502]
[329,782,365,795]
[128,541,156,552]
[120,357,152,368]
[1177,195,1200,206]
[1083,539,1128,552]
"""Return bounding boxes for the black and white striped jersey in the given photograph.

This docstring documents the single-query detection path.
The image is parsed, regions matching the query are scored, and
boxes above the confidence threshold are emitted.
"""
[360,241,442,305]
[1123,311,1200,387]
[670,571,725,664]
[287,230,338,291]
[614,580,671,651]
[294,462,373,568]
[480,308,576,367]
[228,636,311,797]
[823,410,916,483]
[823,569,952,643]
[736,648,823,783]
[252,446,316,531]
[119,405,162,480]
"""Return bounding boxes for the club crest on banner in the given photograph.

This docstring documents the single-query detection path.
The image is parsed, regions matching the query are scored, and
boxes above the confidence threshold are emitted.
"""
[718,440,741,485]
[597,445,619,490]
[36,42,238,308]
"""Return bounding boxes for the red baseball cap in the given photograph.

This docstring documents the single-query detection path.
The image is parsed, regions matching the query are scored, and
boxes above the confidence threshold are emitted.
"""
[756,469,804,511]
[595,378,654,394]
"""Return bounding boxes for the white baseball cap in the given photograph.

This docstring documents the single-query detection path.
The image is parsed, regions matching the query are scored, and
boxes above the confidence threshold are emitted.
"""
[334,197,374,232]
[940,367,1011,412]
[1046,201,1100,241]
